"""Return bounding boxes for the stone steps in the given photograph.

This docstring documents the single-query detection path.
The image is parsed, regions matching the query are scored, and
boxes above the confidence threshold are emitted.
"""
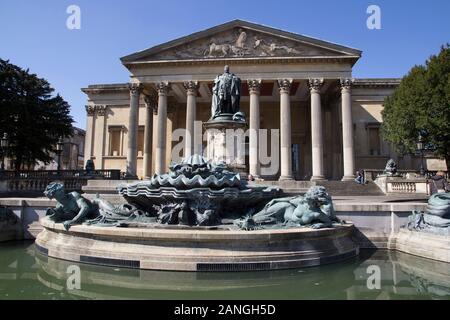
[315,181,385,196]
[250,180,384,196]
[82,179,384,200]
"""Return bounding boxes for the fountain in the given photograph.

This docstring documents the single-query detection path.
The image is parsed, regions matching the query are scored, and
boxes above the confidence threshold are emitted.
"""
[395,192,450,263]
[117,154,279,227]
[35,66,358,271]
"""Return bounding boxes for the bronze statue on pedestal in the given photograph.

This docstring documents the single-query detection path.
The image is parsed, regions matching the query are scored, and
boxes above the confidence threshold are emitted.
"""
[211,65,241,119]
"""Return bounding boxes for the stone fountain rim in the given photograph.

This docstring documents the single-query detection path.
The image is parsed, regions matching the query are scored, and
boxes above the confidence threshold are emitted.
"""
[39,216,354,241]
[36,217,358,271]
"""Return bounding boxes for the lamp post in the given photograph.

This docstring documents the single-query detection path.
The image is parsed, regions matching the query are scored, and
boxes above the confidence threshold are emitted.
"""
[1,133,9,171]
[417,132,425,176]
[56,138,64,173]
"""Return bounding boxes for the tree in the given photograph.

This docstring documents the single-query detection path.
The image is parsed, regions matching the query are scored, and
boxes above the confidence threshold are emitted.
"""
[381,45,450,169]
[0,59,73,170]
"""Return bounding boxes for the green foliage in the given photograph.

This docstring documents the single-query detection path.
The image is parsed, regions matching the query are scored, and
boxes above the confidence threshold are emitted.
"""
[0,59,73,169]
[381,45,450,167]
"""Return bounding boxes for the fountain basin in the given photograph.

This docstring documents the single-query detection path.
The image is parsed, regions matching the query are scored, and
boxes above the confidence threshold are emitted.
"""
[35,216,358,271]
[394,228,450,263]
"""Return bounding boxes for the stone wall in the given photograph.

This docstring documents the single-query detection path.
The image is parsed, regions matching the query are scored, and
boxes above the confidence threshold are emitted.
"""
[0,198,54,241]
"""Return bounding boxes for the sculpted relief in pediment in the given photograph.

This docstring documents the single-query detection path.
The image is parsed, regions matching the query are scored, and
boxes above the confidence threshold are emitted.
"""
[149,28,337,61]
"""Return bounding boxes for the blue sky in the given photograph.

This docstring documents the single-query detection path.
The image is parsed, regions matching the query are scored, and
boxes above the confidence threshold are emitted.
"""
[1,0,449,128]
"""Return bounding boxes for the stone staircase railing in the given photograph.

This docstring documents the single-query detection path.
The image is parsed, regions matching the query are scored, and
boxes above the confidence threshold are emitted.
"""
[0,169,121,196]
[389,181,418,193]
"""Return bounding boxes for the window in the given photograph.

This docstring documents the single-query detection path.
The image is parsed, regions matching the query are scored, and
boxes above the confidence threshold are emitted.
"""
[367,126,381,156]
[109,126,123,156]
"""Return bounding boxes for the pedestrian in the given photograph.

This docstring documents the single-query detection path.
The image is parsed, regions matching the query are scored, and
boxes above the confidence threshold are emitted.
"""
[429,171,449,195]
[354,170,365,185]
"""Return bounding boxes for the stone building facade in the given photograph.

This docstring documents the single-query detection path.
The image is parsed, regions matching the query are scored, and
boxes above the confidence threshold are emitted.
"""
[35,126,85,170]
[82,20,442,180]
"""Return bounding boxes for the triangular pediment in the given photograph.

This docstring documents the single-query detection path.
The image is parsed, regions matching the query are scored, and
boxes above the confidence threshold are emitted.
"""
[121,20,361,63]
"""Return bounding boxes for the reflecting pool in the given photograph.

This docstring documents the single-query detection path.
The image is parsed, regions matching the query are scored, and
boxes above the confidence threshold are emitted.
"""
[0,241,449,300]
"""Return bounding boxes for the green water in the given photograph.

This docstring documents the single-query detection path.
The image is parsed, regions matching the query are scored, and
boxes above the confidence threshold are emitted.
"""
[0,241,449,300]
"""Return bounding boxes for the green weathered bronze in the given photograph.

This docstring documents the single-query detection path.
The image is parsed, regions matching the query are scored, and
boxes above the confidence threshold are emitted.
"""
[118,155,279,227]
[44,183,149,230]
[44,183,98,230]
[210,65,242,120]
[44,155,281,229]
[406,192,450,235]
[44,157,343,231]
[234,186,342,230]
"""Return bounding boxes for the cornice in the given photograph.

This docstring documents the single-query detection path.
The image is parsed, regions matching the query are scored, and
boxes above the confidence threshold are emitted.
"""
[123,55,360,69]
[353,78,401,88]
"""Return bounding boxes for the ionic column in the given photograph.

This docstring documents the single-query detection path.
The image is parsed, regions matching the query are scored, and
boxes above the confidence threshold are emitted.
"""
[340,78,356,181]
[183,81,199,158]
[94,105,107,170]
[278,79,293,181]
[308,78,325,181]
[125,83,142,178]
[248,79,261,178]
[84,105,96,165]
[143,93,157,179]
[155,82,170,175]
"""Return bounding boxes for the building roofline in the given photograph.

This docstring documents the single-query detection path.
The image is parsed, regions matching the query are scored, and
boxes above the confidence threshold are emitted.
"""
[120,19,362,63]
[72,126,86,134]
[81,83,129,94]
[353,78,401,87]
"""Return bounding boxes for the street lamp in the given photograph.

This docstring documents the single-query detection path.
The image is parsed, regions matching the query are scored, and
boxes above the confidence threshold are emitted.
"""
[1,133,9,171]
[56,137,64,172]
[416,132,425,176]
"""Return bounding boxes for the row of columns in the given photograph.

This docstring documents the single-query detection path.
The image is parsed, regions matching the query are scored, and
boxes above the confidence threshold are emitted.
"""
[125,81,196,178]
[125,78,356,181]
[248,78,356,181]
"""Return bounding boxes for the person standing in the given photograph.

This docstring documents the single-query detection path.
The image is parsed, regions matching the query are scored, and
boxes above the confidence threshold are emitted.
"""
[429,171,449,194]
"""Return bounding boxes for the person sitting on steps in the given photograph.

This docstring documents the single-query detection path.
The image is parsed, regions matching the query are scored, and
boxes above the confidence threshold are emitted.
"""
[354,170,366,185]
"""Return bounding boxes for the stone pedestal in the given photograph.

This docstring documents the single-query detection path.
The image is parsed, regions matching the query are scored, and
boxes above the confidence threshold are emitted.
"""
[374,175,428,194]
[204,117,247,173]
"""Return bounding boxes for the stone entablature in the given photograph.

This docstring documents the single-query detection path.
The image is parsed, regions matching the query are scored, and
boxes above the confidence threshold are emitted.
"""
[353,78,401,88]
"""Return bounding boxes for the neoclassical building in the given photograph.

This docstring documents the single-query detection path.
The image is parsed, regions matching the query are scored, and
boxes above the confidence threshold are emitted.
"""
[82,20,437,180]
